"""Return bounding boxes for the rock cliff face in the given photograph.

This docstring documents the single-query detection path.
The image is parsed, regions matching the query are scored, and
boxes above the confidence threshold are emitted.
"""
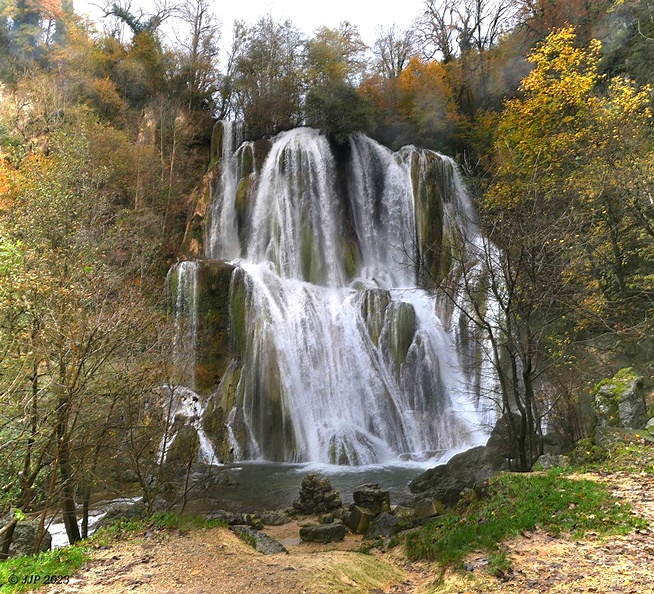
[165,123,499,465]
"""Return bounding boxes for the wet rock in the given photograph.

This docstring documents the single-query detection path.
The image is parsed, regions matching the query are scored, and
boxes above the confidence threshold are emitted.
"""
[299,522,346,543]
[230,525,288,555]
[352,484,391,515]
[409,445,509,508]
[364,512,401,540]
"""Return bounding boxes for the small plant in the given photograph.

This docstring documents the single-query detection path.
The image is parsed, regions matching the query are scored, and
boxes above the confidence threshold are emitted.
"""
[488,549,512,578]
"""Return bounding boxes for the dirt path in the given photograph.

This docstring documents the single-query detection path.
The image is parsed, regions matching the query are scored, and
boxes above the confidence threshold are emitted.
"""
[40,521,433,594]
[41,471,654,594]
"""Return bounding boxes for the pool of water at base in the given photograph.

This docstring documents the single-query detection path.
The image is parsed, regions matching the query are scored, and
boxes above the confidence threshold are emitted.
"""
[183,461,430,514]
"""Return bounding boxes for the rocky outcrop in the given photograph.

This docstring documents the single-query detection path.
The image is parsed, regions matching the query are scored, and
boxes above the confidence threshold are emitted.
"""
[363,512,401,540]
[409,446,510,509]
[593,368,647,430]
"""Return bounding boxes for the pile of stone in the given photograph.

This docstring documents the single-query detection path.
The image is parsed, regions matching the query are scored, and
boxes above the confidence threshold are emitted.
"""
[345,483,396,536]
[295,477,407,543]
[292,474,342,515]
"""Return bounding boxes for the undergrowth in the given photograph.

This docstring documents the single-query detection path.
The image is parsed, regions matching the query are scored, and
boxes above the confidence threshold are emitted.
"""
[404,468,647,569]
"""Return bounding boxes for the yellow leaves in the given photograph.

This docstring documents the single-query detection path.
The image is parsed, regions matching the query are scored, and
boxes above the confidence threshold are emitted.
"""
[522,27,602,99]
[0,160,17,209]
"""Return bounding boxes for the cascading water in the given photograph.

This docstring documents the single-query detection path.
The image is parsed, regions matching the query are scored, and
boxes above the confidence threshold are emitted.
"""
[169,124,498,466]
[169,260,199,388]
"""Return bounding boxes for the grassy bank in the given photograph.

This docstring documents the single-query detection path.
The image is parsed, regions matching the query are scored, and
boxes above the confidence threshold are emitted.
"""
[404,465,648,573]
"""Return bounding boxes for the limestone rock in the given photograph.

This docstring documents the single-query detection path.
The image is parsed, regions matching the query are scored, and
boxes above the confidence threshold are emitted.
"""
[413,497,445,519]
[364,512,401,540]
[593,368,647,430]
[1,520,52,557]
[390,505,416,520]
[292,474,343,515]
[346,505,376,534]
[593,426,654,448]
[531,453,570,470]
[258,510,291,526]
[299,522,346,543]
[352,484,391,515]
[230,525,288,554]
[409,445,509,507]
[205,510,245,525]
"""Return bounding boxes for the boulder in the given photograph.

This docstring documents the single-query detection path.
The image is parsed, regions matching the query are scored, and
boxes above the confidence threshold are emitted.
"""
[205,510,245,525]
[486,411,523,459]
[413,497,445,520]
[390,505,416,520]
[299,522,345,543]
[230,525,288,555]
[409,445,509,508]
[593,426,654,448]
[346,505,377,534]
[531,453,570,470]
[1,520,52,557]
[364,512,401,540]
[258,510,291,526]
[352,484,391,515]
[593,368,647,430]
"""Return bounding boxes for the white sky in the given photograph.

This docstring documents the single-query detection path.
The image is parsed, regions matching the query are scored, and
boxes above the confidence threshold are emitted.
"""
[73,0,428,48]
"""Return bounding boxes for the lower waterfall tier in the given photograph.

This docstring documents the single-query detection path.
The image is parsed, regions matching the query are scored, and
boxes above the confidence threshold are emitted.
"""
[166,260,495,465]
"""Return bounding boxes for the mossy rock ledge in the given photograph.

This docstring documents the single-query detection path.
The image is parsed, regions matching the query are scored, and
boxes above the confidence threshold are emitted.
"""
[194,260,237,394]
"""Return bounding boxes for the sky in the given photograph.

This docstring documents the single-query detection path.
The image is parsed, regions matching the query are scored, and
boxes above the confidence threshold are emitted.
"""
[73,0,428,48]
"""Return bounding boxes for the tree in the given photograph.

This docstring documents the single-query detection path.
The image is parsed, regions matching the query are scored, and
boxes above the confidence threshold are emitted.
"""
[0,100,170,549]
[304,22,372,142]
[224,16,304,139]
[416,0,518,110]
[457,26,654,468]
[169,0,220,111]
[372,24,417,79]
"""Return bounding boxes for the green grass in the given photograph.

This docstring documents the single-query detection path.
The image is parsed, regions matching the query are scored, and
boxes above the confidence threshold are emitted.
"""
[0,546,87,593]
[404,469,648,569]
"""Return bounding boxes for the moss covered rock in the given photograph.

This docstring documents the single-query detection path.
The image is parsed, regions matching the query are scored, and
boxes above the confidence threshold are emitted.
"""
[194,261,237,394]
[593,367,647,430]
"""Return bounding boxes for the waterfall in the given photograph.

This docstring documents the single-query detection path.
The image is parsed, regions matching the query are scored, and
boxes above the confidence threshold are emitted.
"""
[169,260,199,389]
[206,121,244,260]
[170,124,498,466]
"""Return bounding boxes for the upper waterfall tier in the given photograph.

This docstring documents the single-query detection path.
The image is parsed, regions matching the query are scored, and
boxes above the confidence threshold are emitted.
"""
[205,125,477,290]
